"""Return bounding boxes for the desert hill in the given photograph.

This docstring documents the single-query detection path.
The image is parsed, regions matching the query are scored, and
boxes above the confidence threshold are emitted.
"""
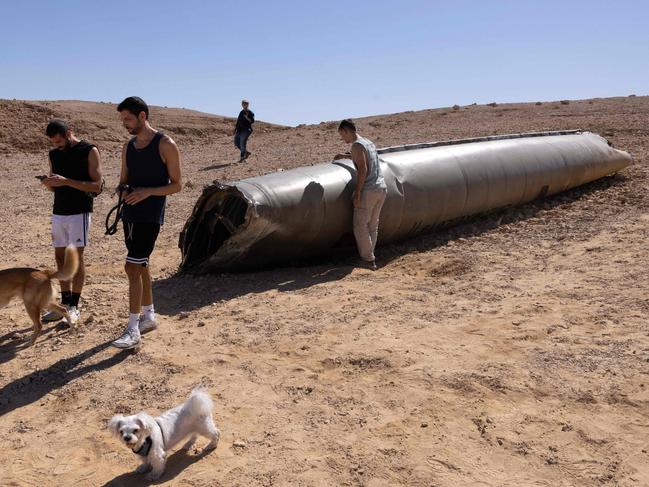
[0,95,648,486]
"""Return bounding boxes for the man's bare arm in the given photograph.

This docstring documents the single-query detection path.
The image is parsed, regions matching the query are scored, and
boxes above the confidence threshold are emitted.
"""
[351,143,368,207]
[42,156,55,192]
[119,143,129,186]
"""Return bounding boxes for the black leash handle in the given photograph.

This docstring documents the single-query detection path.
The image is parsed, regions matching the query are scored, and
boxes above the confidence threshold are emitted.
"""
[105,185,131,235]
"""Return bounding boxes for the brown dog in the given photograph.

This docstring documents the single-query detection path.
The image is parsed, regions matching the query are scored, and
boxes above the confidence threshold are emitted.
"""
[0,245,79,345]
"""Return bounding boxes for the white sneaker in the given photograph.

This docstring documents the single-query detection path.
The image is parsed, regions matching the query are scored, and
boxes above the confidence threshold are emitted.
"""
[66,306,80,325]
[138,314,158,334]
[42,308,64,322]
[111,327,141,349]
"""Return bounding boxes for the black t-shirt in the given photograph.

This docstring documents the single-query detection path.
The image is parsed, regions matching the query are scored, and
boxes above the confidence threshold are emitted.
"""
[49,141,96,215]
[235,109,255,133]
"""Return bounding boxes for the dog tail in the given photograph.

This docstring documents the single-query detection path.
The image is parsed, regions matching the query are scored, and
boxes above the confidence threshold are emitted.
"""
[46,245,79,281]
[183,387,214,418]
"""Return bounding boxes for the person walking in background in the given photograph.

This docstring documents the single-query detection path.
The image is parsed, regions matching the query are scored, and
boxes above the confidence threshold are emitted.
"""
[234,99,254,163]
[334,119,387,270]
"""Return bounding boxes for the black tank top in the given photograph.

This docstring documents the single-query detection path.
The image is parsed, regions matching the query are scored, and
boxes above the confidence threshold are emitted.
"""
[123,131,169,224]
[49,141,95,215]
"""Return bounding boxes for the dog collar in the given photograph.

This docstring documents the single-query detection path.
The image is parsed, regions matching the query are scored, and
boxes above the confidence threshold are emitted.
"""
[132,436,152,457]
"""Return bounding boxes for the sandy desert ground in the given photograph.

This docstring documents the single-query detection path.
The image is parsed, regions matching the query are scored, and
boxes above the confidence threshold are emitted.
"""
[0,96,647,486]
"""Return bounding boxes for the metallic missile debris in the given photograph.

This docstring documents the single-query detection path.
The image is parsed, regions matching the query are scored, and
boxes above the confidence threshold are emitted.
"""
[179,130,631,272]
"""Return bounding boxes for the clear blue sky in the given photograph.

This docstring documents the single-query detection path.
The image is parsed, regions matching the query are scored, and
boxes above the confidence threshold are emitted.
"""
[1,0,647,125]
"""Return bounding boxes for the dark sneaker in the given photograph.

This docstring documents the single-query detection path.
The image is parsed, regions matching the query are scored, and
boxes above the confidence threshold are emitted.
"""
[362,260,378,271]
[350,258,377,271]
[42,309,64,322]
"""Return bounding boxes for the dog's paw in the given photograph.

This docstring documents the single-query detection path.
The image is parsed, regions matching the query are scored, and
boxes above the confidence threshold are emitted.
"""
[135,464,150,474]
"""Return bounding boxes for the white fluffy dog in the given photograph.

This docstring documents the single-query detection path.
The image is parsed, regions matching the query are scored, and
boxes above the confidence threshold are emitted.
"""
[108,388,220,480]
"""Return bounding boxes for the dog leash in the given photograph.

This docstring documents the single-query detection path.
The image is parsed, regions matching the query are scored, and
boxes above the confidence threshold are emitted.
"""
[105,184,131,235]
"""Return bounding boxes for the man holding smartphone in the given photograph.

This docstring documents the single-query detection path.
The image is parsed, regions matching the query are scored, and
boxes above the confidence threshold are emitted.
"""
[40,119,103,324]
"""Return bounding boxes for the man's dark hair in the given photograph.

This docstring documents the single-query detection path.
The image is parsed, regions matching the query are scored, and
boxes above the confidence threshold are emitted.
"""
[338,119,356,132]
[117,96,149,119]
[45,119,69,137]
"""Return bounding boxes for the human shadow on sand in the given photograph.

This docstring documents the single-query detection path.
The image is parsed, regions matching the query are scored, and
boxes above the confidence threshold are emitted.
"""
[200,162,233,172]
[0,339,132,416]
[100,448,214,487]
[0,321,68,367]
[154,173,626,316]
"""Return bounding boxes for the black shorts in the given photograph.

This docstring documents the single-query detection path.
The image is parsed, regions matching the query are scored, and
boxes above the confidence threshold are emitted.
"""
[123,221,160,266]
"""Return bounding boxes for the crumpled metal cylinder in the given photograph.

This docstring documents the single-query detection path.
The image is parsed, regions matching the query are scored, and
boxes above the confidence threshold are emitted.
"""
[179,130,632,272]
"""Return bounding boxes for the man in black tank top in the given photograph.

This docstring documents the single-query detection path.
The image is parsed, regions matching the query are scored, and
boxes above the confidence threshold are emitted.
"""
[40,119,103,324]
[111,97,182,350]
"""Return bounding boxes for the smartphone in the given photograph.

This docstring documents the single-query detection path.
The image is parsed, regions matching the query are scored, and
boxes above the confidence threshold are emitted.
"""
[35,175,47,181]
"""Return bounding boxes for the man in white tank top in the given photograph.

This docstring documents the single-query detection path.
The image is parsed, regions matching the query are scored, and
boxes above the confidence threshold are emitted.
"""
[335,119,387,270]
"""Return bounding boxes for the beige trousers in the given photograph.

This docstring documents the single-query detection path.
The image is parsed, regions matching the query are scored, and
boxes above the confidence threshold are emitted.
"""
[353,188,387,262]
